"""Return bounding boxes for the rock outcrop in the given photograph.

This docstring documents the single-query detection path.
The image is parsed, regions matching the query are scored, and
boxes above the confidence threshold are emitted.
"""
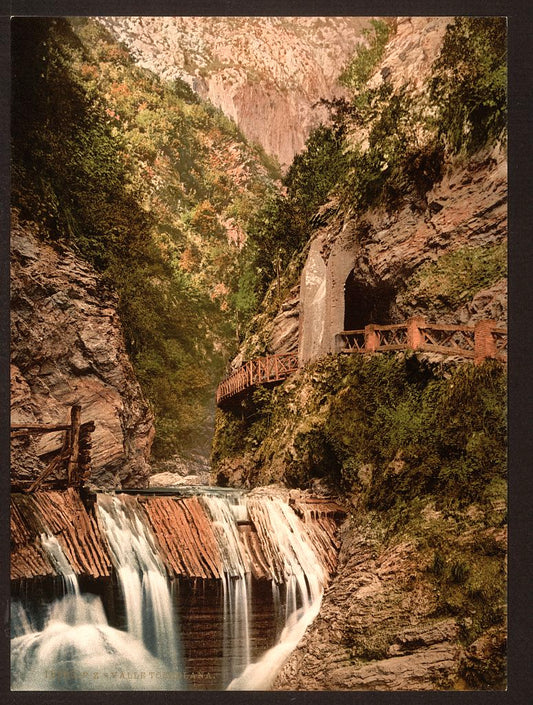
[149,451,211,487]
[97,16,370,169]
[274,502,507,690]
[298,147,507,363]
[10,213,154,489]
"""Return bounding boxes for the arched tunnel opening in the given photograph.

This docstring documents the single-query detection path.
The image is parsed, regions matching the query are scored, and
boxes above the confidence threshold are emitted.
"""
[343,271,397,331]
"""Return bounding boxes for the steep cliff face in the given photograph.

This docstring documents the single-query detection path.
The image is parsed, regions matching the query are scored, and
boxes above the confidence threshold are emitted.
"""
[233,15,507,364]
[97,16,369,168]
[298,146,507,363]
[11,214,154,489]
[275,500,506,690]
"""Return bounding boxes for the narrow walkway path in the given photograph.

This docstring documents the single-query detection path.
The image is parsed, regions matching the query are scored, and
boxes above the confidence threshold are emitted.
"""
[216,317,507,406]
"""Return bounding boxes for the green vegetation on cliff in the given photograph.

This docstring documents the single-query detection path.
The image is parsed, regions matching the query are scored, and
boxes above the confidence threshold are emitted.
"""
[429,17,507,154]
[398,242,507,314]
[339,18,392,92]
[213,354,506,511]
[237,17,507,322]
[212,353,507,688]
[11,17,277,457]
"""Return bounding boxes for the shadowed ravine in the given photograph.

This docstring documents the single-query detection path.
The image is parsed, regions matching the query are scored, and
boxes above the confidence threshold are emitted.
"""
[11,488,342,690]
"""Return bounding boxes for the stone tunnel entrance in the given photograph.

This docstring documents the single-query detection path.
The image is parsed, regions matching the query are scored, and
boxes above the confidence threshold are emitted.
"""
[343,271,396,331]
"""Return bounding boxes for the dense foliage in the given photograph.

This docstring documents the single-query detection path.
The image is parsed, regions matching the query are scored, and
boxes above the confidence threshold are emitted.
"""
[339,18,392,92]
[398,242,507,314]
[429,17,507,154]
[238,124,348,307]
[324,355,506,508]
[11,17,276,457]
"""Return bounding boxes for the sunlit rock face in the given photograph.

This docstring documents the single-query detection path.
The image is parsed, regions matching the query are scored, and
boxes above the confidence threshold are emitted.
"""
[97,16,370,169]
[10,213,154,489]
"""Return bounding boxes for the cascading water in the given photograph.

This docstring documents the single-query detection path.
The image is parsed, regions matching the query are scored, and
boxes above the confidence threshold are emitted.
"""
[96,494,182,674]
[11,488,332,691]
[11,533,174,690]
[200,494,252,685]
[227,496,327,690]
[11,593,175,690]
[41,533,80,596]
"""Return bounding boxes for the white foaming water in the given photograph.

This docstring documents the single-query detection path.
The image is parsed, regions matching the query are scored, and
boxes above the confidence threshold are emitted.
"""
[41,533,80,596]
[227,496,326,690]
[11,602,34,639]
[12,490,329,691]
[96,494,182,672]
[11,594,176,691]
[200,494,251,685]
[201,492,327,690]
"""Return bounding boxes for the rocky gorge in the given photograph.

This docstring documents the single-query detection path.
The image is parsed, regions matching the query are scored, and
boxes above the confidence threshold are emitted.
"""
[274,497,506,690]
[210,15,507,690]
[10,14,507,692]
[97,16,370,169]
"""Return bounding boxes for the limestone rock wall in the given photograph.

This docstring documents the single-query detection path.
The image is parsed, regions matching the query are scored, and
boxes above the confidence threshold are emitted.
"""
[299,148,508,363]
[97,16,370,169]
[10,214,154,489]
[274,503,507,691]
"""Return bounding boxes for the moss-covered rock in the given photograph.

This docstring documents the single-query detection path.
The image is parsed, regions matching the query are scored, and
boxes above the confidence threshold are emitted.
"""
[212,353,507,511]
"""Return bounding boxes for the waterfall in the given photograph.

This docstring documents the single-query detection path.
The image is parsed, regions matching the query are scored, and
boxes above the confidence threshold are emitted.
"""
[200,493,252,685]
[11,488,334,691]
[11,496,185,691]
[41,533,80,596]
[227,496,326,690]
[11,593,174,690]
[95,494,182,673]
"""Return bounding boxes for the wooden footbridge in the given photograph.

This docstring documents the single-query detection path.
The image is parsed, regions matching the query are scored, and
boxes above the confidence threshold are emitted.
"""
[216,317,507,406]
[216,352,299,405]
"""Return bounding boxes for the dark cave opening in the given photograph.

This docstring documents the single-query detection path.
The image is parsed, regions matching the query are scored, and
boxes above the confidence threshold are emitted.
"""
[343,271,397,331]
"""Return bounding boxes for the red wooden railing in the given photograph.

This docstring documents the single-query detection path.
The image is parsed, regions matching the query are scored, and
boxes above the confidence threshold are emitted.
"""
[337,317,507,364]
[216,318,507,406]
[216,352,299,405]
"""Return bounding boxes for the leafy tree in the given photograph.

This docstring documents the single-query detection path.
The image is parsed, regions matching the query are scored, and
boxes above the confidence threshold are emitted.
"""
[239,124,348,309]
[285,124,349,218]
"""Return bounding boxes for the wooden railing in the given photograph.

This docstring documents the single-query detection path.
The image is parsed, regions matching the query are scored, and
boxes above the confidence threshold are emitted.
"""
[336,317,507,364]
[216,352,299,405]
[216,318,507,407]
[11,404,94,492]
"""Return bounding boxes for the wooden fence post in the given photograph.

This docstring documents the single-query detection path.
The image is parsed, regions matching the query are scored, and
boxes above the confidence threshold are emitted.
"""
[407,316,426,351]
[474,319,497,364]
[78,421,95,486]
[67,404,81,487]
[364,324,379,352]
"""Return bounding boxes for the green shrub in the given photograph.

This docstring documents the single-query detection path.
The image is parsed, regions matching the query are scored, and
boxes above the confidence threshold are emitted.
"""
[339,19,392,92]
[399,242,507,313]
[429,17,507,154]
